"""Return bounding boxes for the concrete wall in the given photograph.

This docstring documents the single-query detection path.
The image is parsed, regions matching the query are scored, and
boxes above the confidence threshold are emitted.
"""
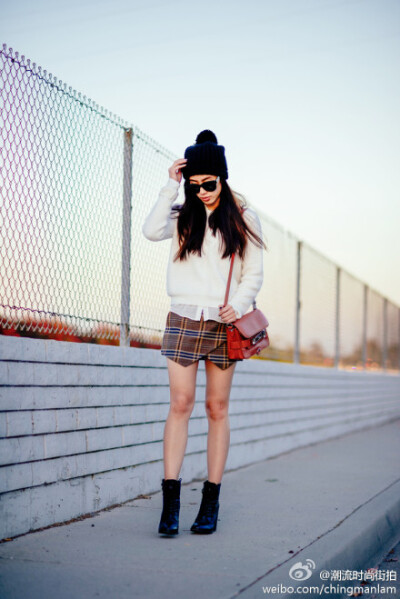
[1,335,399,540]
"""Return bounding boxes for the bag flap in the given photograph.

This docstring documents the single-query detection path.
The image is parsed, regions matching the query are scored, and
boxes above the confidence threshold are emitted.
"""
[234,309,269,337]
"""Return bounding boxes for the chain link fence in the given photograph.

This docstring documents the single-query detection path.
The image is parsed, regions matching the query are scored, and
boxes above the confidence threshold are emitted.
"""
[1,43,399,372]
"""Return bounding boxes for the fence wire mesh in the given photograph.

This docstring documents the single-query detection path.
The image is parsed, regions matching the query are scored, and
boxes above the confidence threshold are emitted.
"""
[1,44,130,342]
[299,243,337,367]
[257,220,297,363]
[1,44,399,372]
[367,289,385,369]
[339,271,365,369]
[387,301,400,371]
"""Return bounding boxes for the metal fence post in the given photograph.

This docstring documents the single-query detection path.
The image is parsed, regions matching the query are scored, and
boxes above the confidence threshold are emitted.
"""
[362,284,368,369]
[334,266,341,368]
[294,240,302,364]
[120,127,133,347]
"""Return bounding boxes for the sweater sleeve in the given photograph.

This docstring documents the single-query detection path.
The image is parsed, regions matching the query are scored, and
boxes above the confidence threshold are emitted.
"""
[142,178,180,241]
[228,209,264,319]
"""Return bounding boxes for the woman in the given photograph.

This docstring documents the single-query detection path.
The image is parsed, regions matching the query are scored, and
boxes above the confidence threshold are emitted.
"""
[142,130,266,536]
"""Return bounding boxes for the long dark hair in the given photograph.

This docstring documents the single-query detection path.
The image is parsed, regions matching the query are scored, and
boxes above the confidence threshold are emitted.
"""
[171,178,267,261]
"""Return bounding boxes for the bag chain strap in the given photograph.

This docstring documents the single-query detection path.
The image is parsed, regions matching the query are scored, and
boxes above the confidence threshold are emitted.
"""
[223,206,257,312]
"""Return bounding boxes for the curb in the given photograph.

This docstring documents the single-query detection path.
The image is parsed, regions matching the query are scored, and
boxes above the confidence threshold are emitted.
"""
[235,478,400,598]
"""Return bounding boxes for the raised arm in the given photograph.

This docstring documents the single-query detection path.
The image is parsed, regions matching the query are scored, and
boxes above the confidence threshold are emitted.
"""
[142,158,187,242]
[142,178,180,241]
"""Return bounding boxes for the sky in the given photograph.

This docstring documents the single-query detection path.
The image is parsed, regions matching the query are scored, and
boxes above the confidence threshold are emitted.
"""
[1,0,400,306]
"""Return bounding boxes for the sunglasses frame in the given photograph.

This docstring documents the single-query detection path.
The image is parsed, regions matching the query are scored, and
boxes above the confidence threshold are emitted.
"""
[185,176,220,195]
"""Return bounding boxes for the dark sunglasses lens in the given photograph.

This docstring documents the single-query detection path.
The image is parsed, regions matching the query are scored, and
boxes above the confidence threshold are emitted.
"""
[202,180,218,192]
[187,183,200,193]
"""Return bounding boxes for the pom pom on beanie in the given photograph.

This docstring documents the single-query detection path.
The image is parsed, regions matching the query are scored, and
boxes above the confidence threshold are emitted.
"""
[195,130,218,144]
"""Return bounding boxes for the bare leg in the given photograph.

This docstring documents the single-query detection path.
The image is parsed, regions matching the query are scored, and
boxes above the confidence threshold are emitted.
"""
[204,360,237,484]
[163,358,199,479]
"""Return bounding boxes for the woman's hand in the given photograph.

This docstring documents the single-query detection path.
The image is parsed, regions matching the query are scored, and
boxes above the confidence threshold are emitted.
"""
[218,304,237,324]
[168,158,187,183]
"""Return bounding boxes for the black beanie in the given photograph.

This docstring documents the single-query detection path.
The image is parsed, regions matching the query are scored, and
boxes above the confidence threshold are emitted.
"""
[181,130,228,180]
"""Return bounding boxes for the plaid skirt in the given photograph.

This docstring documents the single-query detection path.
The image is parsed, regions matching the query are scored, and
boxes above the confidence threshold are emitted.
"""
[161,311,240,370]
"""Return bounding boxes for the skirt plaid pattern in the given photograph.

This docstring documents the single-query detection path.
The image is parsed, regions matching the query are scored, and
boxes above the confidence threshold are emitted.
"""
[161,311,240,370]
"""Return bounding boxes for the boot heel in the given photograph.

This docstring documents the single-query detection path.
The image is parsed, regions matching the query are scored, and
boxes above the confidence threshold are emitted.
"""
[211,504,219,532]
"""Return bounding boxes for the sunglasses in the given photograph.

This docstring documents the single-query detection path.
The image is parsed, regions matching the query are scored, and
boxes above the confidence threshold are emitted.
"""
[185,177,220,194]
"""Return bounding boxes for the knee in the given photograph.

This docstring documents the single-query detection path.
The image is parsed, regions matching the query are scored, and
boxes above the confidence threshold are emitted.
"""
[205,397,229,422]
[170,392,195,418]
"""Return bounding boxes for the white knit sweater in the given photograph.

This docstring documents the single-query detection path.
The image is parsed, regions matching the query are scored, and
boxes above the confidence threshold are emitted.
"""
[142,178,264,320]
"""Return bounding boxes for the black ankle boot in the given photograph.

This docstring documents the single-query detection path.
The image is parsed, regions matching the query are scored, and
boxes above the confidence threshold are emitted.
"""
[158,478,181,535]
[190,480,221,534]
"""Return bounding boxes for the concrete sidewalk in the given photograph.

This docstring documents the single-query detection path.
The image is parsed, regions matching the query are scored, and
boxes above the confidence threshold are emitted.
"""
[1,419,400,599]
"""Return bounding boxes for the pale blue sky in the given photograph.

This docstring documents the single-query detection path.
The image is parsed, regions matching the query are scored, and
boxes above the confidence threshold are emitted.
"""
[2,0,400,305]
